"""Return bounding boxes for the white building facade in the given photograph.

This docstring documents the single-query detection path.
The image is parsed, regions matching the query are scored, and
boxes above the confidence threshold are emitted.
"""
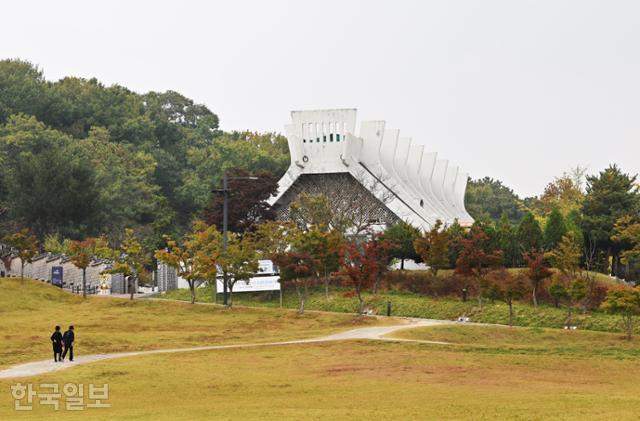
[270,109,473,231]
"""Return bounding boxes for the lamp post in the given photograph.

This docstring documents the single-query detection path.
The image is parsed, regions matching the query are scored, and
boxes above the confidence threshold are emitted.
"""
[213,173,258,305]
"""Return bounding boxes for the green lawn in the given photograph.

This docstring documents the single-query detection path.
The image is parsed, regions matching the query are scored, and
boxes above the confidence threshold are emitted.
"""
[162,284,631,334]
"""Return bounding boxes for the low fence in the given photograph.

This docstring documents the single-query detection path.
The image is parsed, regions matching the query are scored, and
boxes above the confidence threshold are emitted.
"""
[68,285,101,295]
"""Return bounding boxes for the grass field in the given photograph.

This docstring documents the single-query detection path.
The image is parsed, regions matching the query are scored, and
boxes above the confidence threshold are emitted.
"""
[162,285,632,334]
[3,277,640,420]
[1,334,640,419]
[0,277,385,369]
[390,324,640,359]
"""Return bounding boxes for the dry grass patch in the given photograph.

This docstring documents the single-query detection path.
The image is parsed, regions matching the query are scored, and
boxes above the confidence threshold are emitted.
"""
[1,340,639,420]
[0,277,388,368]
[390,324,640,359]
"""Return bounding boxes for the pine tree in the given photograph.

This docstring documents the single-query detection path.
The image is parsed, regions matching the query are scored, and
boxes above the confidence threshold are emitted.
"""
[582,165,639,276]
[544,208,567,250]
[565,209,584,247]
[496,212,519,267]
[382,221,421,270]
[517,212,543,253]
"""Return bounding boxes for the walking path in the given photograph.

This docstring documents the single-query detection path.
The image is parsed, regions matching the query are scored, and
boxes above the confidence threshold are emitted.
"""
[0,319,451,380]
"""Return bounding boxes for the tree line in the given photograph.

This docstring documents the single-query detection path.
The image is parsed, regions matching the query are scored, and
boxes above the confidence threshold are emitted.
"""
[4,185,640,338]
[465,165,640,281]
[0,59,289,250]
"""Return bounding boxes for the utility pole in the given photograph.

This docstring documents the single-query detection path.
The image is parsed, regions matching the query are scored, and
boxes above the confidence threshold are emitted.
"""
[213,173,258,306]
[222,174,229,305]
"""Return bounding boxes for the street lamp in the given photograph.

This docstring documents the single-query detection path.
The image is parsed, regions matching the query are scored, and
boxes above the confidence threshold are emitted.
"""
[212,173,258,305]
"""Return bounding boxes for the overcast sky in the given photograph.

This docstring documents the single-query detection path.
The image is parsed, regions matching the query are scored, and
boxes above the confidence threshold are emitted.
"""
[2,0,639,197]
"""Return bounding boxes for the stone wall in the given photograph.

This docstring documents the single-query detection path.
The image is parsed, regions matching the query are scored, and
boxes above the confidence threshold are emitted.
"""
[1,254,122,293]
[156,262,178,292]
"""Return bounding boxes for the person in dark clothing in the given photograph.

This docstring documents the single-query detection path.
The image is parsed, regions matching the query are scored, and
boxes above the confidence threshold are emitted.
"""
[61,325,75,362]
[50,326,63,362]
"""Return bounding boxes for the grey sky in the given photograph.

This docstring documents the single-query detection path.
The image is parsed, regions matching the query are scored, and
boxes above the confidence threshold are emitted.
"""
[2,0,639,198]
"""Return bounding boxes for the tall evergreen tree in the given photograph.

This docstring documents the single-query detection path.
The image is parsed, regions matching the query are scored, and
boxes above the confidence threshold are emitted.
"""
[565,209,584,247]
[496,212,519,267]
[582,165,639,275]
[544,208,567,250]
[382,221,421,270]
[517,212,543,253]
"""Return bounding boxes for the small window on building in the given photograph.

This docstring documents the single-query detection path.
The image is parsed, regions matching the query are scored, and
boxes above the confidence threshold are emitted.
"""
[336,134,340,142]
[323,135,327,142]
[420,199,424,207]
[330,133,333,142]
[303,138,306,143]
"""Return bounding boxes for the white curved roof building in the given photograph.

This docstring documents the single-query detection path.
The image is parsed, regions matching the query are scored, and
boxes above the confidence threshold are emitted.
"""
[270,109,473,231]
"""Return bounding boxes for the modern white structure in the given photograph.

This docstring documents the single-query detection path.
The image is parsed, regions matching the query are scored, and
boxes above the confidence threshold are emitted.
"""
[270,109,473,231]
[156,260,280,293]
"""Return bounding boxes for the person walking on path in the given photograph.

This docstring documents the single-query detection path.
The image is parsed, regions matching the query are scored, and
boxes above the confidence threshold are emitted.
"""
[61,326,75,362]
[50,326,63,362]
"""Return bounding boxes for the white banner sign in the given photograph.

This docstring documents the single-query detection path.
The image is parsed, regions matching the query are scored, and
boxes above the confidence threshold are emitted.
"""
[216,275,280,293]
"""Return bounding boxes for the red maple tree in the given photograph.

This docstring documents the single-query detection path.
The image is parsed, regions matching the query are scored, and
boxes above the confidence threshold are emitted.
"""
[336,235,395,315]
[455,226,503,308]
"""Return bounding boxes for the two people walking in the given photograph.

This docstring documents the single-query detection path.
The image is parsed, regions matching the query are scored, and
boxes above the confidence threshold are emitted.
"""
[50,325,74,362]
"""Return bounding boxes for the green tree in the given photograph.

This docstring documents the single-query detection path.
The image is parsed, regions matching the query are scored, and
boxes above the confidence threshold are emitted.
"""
[548,275,586,326]
[71,127,162,243]
[565,209,584,249]
[549,233,582,277]
[271,251,318,314]
[472,219,500,254]
[548,279,569,308]
[43,234,67,255]
[582,165,639,276]
[289,192,335,231]
[105,229,150,300]
[544,208,567,250]
[66,237,108,298]
[296,227,344,298]
[602,287,640,339]
[184,135,287,218]
[496,213,519,267]
[465,177,525,223]
[382,221,421,270]
[0,61,297,250]
[533,172,584,216]
[253,220,299,258]
[2,229,38,281]
[0,59,48,123]
[217,232,259,307]
[0,115,100,240]
[155,221,220,304]
[613,216,640,268]
[517,212,543,254]
[486,270,527,326]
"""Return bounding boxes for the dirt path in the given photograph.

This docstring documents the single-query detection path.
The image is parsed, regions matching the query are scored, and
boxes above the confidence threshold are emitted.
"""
[0,319,451,379]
